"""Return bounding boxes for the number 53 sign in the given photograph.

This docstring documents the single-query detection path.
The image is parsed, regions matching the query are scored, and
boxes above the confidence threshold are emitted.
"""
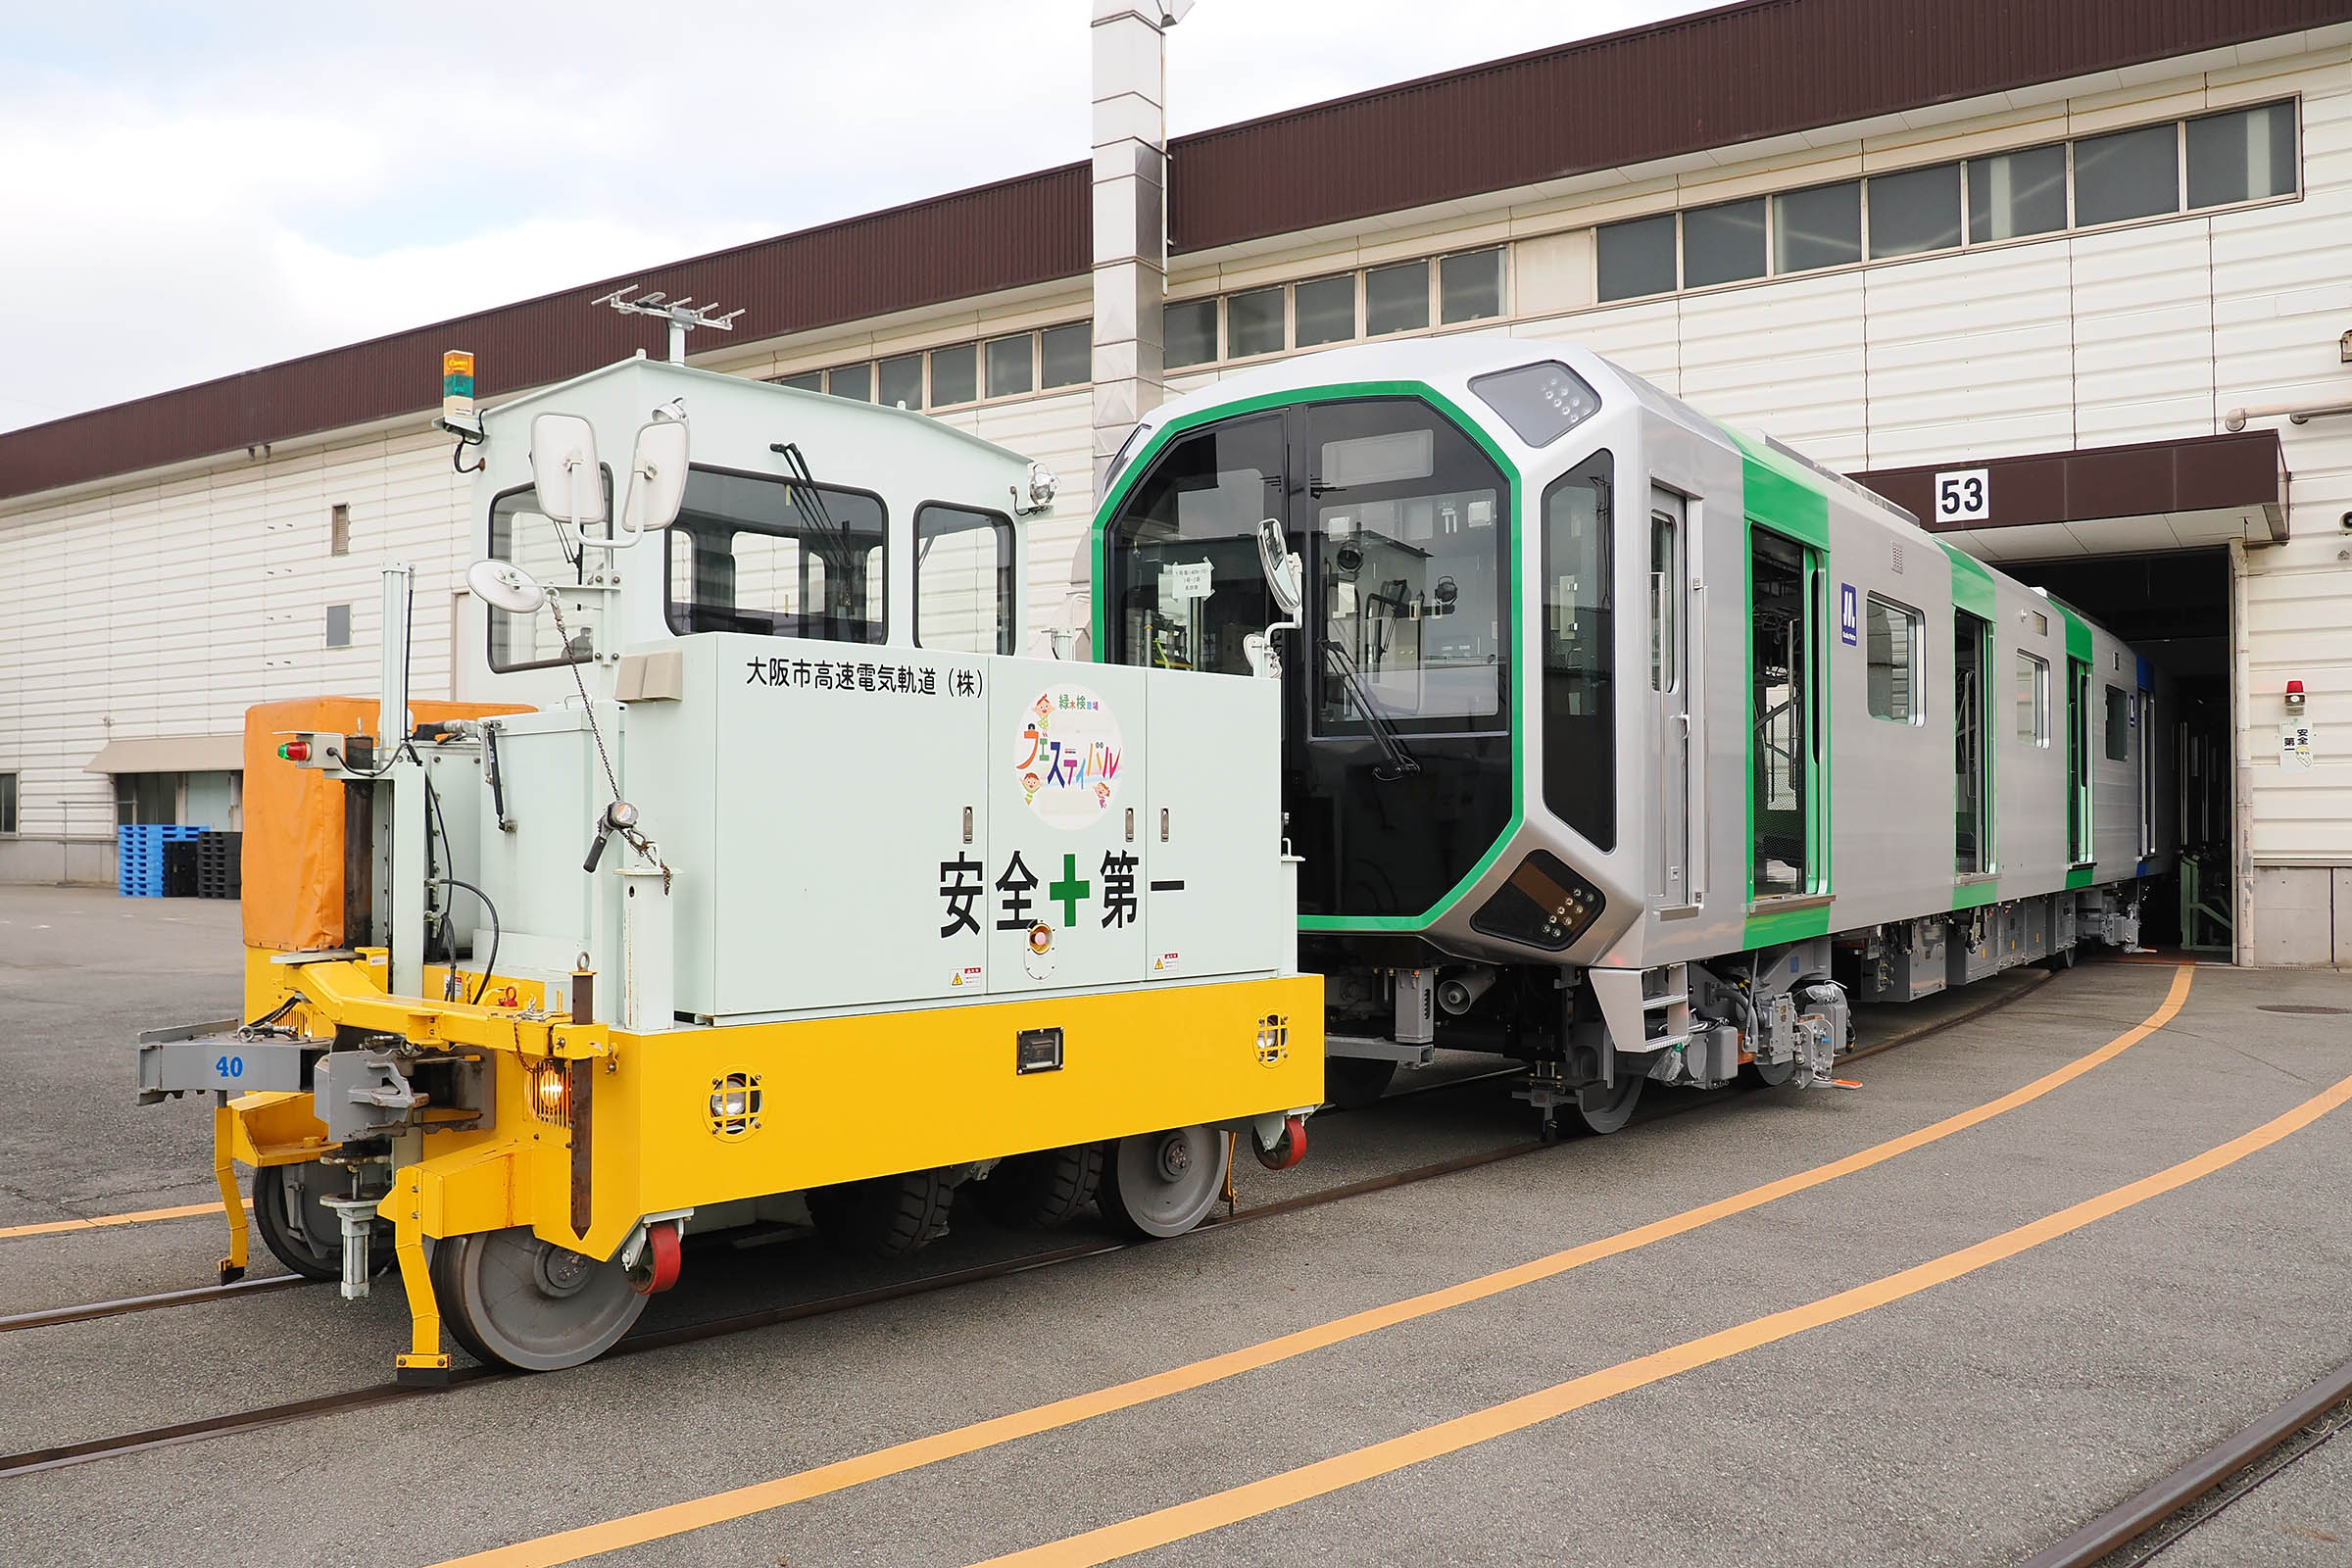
[1934,467,1989,523]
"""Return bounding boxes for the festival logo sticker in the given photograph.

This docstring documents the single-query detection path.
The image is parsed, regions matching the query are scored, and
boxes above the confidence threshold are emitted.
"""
[1014,686,1124,830]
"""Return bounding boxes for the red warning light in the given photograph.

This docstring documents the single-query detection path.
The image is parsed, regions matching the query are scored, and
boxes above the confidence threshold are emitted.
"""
[277,740,312,763]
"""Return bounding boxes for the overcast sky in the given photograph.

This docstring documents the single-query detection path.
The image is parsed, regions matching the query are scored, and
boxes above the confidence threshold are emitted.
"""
[2,1,1713,434]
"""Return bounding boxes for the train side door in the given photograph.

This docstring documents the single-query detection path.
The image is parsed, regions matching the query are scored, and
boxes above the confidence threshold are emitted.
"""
[1648,489,1690,907]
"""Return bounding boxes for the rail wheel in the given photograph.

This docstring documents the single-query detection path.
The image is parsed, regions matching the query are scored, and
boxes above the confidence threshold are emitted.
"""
[254,1160,392,1282]
[429,1227,647,1372]
[1742,1054,1799,1089]
[1099,1126,1228,1239]
[1570,1074,1642,1136]
[1324,1057,1397,1111]
[808,1170,955,1258]
[977,1146,1102,1229]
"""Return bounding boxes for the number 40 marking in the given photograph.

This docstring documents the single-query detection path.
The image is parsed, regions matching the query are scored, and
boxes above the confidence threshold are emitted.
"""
[215,1054,244,1080]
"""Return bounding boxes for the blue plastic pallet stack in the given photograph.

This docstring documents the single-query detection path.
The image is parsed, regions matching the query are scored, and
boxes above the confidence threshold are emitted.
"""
[119,824,203,898]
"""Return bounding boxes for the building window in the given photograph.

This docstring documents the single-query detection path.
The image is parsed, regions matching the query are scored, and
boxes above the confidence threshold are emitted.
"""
[1040,322,1091,388]
[1966,143,2068,243]
[985,333,1034,397]
[1773,181,1861,274]
[325,604,352,649]
[2016,652,2050,746]
[1597,212,1677,301]
[2188,101,2297,208]
[0,771,17,835]
[929,343,978,406]
[1438,248,1503,323]
[876,354,923,410]
[1293,273,1357,347]
[2104,683,2130,760]
[1864,595,1920,722]
[1868,163,1961,258]
[1164,299,1218,368]
[774,370,823,393]
[826,363,872,402]
[329,503,351,557]
[1365,260,1430,334]
[1682,197,1767,287]
[914,504,1013,655]
[2072,123,2179,226]
[1226,287,1285,358]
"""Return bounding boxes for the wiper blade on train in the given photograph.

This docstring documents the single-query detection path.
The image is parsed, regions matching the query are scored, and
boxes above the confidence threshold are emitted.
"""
[1321,638,1423,781]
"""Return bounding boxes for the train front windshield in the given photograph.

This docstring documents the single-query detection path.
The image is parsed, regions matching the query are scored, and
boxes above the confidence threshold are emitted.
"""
[1107,396,1515,922]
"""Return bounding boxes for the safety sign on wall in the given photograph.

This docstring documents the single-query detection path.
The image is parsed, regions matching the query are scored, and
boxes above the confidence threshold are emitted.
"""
[2279,719,2314,768]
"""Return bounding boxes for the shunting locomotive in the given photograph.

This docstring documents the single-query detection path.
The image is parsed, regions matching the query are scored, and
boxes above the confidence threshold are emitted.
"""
[139,355,1321,1376]
[1092,337,2169,1133]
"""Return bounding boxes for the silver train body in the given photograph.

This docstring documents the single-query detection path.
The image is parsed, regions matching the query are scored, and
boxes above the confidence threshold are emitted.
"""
[1091,338,2173,1130]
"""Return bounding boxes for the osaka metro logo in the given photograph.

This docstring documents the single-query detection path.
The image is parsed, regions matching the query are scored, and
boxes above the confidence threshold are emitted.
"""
[1015,686,1124,829]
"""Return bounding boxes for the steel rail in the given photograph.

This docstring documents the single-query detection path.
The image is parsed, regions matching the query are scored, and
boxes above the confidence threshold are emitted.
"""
[2014,1354,2352,1568]
[0,1275,308,1335]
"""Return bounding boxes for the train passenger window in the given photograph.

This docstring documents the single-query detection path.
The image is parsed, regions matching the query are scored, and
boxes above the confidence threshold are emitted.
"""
[2104,683,2130,760]
[662,466,886,645]
[2015,653,2050,746]
[1543,452,1615,850]
[1865,596,1921,722]
[1314,400,1506,727]
[1107,416,1282,675]
[914,504,1013,656]
[487,472,608,671]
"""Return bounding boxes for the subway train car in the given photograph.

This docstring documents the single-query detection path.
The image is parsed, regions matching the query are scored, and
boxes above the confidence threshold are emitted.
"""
[1090,338,2171,1135]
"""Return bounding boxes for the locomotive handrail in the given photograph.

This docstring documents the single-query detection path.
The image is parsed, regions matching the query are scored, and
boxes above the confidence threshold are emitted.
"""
[282,960,611,1060]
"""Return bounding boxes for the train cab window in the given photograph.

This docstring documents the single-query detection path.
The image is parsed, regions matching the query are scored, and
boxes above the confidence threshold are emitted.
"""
[1865,595,1922,722]
[1313,402,1507,731]
[663,466,886,645]
[1108,417,1282,673]
[914,504,1013,655]
[2103,683,2130,760]
[2016,653,2050,745]
[1542,453,1614,850]
[487,472,608,671]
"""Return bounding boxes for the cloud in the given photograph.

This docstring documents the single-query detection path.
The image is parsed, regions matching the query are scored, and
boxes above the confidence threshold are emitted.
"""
[0,1,1704,433]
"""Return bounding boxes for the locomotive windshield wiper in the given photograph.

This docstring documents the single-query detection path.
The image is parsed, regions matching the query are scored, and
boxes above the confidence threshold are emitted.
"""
[1321,638,1423,780]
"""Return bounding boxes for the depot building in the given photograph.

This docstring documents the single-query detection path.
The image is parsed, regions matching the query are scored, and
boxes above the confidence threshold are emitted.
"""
[1,0,2348,963]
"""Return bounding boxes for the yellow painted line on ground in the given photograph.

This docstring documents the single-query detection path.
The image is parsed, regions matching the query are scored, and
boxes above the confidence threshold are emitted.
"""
[430,966,2192,1568]
[970,1057,2352,1568]
[0,1198,250,1241]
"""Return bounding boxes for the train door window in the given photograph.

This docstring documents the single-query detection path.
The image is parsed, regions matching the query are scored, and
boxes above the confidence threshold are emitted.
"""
[1649,493,1690,904]
[486,471,607,671]
[2067,659,2092,862]
[1106,416,1282,674]
[1865,595,1921,722]
[2016,653,2049,745]
[1542,454,1615,850]
[914,504,1013,655]
[1649,513,1680,693]
[663,466,887,644]
[1955,611,1991,875]
[2103,683,2130,760]
[1750,529,1814,896]
[2137,686,2157,858]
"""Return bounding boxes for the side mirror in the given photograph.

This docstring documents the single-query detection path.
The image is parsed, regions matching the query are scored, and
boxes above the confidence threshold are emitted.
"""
[530,414,605,526]
[465,559,546,615]
[1255,515,1303,617]
[620,418,691,539]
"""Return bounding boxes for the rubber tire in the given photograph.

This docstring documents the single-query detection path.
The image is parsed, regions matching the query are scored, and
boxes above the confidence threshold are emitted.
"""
[1324,1056,1398,1111]
[1098,1127,1229,1240]
[1570,1074,1642,1136]
[429,1227,647,1372]
[808,1170,955,1258]
[253,1160,393,1282]
[976,1147,1102,1229]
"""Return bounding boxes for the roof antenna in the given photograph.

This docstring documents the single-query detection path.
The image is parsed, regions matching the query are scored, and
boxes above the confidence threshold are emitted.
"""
[591,285,745,366]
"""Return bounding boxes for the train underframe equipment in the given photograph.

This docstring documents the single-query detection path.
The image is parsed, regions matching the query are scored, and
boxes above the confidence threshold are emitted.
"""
[1091,337,2170,1137]
[139,358,1321,1376]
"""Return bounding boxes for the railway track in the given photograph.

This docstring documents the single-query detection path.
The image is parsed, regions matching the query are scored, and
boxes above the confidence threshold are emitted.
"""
[2018,1352,2352,1568]
[0,971,2051,1478]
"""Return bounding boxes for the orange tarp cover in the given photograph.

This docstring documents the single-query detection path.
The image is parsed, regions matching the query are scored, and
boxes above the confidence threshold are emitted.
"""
[241,698,530,952]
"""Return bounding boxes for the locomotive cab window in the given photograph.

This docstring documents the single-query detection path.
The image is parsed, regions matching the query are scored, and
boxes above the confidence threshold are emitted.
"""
[1107,416,1282,674]
[664,466,886,645]
[1543,453,1614,850]
[487,471,610,671]
[1865,595,1922,722]
[914,504,1013,655]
